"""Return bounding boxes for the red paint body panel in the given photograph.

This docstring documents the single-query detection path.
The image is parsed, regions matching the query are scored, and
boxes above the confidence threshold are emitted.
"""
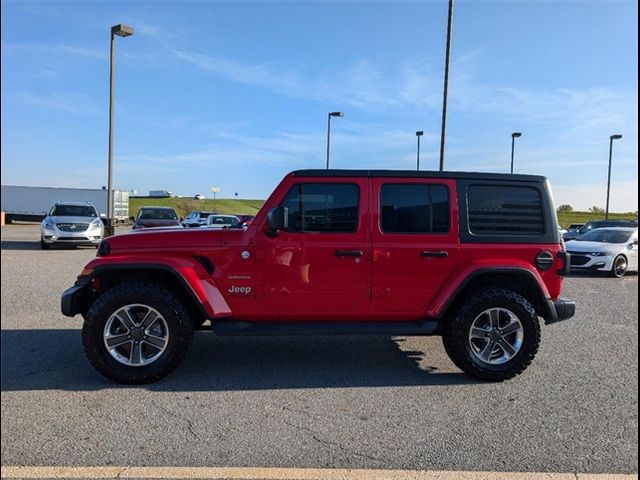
[83,172,567,322]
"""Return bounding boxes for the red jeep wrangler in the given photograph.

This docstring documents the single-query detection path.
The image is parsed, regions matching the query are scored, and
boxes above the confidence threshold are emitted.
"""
[62,170,575,384]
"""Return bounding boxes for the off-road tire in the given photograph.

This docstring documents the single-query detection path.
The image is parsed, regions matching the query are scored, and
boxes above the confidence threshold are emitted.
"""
[82,281,193,384]
[442,287,541,382]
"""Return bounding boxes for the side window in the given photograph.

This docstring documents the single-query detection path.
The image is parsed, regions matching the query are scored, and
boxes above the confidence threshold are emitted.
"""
[280,183,359,233]
[467,185,544,235]
[380,184,450,233]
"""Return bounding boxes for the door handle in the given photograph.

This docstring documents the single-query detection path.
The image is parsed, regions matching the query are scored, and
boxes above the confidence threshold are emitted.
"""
[420,251,449,258]
[335,250,363,257]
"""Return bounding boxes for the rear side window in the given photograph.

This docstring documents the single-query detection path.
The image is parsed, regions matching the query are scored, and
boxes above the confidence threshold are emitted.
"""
[467,185,544,235]
[281,183,359,233]
[380,184,450,233]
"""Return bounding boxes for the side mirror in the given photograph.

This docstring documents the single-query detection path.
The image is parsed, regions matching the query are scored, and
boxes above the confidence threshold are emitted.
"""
[633,239,638,246]
[100,213,107,219]
[267,206,288,235]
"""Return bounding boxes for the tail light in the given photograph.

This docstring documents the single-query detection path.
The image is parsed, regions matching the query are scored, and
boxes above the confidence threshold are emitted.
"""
[555,251,571,276]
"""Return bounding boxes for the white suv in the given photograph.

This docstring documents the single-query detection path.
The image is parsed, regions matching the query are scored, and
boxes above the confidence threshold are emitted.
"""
[40,202,104,249]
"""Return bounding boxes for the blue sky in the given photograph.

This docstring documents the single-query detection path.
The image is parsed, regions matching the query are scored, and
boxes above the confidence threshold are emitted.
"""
[1,0,638,211]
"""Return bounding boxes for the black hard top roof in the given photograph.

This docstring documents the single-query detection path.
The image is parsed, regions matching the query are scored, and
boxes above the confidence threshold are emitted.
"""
[291,169,547,183]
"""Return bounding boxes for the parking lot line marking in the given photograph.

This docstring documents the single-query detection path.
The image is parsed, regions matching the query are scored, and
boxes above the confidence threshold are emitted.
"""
[0,467,637,480]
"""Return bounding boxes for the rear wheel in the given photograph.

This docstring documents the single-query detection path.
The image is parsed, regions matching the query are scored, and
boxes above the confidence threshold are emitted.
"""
[442,288,541,382]
[611,255,628,278]
[82,281,193,384]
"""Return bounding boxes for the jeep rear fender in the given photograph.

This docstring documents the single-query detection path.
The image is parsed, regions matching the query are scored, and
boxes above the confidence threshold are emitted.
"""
[84,256,231,319]
[427,262,550,319]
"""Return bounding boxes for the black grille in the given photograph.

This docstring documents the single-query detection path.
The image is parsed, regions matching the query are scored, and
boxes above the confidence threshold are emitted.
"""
[57,223,89,232]
[568,254,590,266]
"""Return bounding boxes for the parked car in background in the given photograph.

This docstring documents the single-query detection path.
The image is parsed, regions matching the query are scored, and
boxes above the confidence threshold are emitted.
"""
[132,207,182,230]
[559,225,568,237]
[566,223,584,234]
[566,227,638,277]
[235,214,256,225]
[206,214,242,229]
[40,201,104,249]
[193,194,206,200]
[563,220,638,241]
[182,210,217,228]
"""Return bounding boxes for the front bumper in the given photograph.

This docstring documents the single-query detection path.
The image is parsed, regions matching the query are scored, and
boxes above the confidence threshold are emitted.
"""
[544,298,577,325]
[61,283,91,317]
[42,227,103,246]
[569,253,614,273]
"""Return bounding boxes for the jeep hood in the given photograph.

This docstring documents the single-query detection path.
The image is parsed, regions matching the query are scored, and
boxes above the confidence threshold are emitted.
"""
[103,226,251,253]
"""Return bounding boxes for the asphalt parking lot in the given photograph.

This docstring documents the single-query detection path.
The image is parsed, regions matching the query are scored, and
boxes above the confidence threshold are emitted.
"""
[1,224,638,476]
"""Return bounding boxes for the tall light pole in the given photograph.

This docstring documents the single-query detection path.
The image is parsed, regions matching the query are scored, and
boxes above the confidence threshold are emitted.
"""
[510,132,522,174]
[605,134,623,219]
[106,24,134,237]
[438,0,454,172]
[416,131,424,171]
[326,111,344,169]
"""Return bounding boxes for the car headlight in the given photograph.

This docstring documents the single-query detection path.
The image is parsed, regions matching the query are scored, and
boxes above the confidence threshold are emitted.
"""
[90,219,103,229]
[42,219,56,229]
[591,251,613,257]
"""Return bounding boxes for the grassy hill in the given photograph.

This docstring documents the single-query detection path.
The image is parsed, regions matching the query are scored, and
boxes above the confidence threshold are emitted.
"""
[129,197,265,218]
[130,197,636,227]
[557,211,637,228]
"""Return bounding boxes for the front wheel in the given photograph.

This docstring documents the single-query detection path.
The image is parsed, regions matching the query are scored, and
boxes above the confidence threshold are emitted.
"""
[442,288,541,382]
[40,238,50,250]
[611,255,628,278]
[82,282,193,384]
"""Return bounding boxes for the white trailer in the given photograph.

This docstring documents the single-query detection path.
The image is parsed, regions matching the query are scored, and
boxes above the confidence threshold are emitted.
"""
[0,185,129,223]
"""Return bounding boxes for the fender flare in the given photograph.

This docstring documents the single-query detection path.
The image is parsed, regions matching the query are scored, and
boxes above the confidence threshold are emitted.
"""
[86,259,232,319]
[427,265,551,319]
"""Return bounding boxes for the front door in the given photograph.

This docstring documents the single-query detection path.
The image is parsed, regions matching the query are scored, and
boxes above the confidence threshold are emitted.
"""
[371,178,460,317]
[255,179,370,320]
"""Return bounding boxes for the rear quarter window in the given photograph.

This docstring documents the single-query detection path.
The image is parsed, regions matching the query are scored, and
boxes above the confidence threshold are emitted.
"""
[467,185,545,236]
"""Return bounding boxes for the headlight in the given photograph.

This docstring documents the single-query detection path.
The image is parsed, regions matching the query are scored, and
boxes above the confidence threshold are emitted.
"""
[90,219,103,229]
[591,251,613,257]
[42,219,56,229]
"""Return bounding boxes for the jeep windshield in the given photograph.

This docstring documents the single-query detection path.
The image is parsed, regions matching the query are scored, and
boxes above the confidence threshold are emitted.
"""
[50,205,97,217]
[576,229,633,243]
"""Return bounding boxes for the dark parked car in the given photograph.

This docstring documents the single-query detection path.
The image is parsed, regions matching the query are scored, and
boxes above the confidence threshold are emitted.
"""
[563,219,638,241]
[132,207,182,230]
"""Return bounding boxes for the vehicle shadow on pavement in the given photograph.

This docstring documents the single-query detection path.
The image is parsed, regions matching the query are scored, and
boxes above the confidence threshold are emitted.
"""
[1,329,475,391]
[0,240,41,251]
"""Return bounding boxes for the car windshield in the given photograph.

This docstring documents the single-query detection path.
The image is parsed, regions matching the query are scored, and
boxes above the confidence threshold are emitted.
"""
[576,230,633,243]
[209,216,239,226]
[138,208,178,220]
[50,205,97,217]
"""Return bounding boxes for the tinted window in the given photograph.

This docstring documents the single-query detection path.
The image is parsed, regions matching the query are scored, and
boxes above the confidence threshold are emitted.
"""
[281,183,359,232]
[576,229,634,243]
[138,208,178,220]
[380,184,450,233]
[467,185,544,235]
[50,205,97,217]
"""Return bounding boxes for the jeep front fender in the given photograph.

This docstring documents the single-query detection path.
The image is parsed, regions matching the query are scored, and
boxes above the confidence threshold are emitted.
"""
[81,255,232,319]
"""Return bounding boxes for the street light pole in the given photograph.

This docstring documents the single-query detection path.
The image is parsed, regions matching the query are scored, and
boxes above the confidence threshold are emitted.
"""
[438,0,454,172]
[416,131,424,171]
[606,134,623,220]
[510,132,522,174]
[106,24,133,237]
[326,111,344,169]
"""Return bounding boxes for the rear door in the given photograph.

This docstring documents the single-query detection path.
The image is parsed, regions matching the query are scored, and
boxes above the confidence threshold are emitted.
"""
[371,178,460,317]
